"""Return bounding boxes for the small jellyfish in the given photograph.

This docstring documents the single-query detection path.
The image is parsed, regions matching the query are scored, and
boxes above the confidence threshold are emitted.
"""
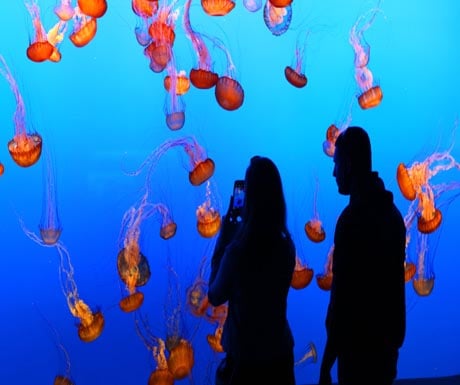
[164,63,186,130]
[69,9,98,47]
[207,324,225,353]
[132,0,158,18]
[46,20,68,62]
[0,163,4,176]
[263,1,292,36]
[290,254,314,290]
[196,181,222,238]
[285,30,309,88]
[304,177,326,243]
[316,244,334,291]
[54,0,75,21]
[243,0,262,12]
[201,0,235,16]
[25,1,54,62]
[295,342,317,366]
[411,232,435,297]
[164,70,191,95]
[77,0,108,18]
[186,256,210,317]
[0,55,42,167]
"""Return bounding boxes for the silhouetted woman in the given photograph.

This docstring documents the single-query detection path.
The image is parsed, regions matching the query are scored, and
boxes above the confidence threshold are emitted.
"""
[208,156,296,385]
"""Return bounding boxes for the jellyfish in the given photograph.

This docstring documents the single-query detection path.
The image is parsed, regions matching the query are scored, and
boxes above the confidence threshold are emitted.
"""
[397,140,460,234]
[132,0,158,18]
[196,181,222,238]
[304,177,326,243]
[183,0,218,89]
[164,70,191,95]
[25,0,54,62]
[117,192,155,312]
[291,254,314,290]
[207,324,225,353]
[411,232,435,296]
[46,20,68,62]
[77,0,108,18]
[206,35,244,110]
[201,0,235,16]
[56,242,104,342]
[263,1,292,36]
[295,342,317,366]
[0,163,4,176]
[243,0,262,12]
[186,256,210,317]
[285,31,309,88]
[157,203,177,240]
[69,8,98,47]
[39,148,63,245]
[269,0,292,6]
[163,59,187,130]
[134,18,152,47]
[54,0,75,21]
[349,5,383,109]
[0,55,42,167]
[167,339,195,380]
[316,244,334,291]
[322,103,353,158]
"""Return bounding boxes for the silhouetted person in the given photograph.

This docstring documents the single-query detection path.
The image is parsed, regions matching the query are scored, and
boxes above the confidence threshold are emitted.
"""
[208,156,296,385]
[319,126,406,385]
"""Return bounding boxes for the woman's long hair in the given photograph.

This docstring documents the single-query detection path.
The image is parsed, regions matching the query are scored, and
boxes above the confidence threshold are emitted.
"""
[236,156,291,243]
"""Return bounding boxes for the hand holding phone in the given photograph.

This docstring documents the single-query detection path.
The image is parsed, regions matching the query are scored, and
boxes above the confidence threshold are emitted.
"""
[229,180,245,222]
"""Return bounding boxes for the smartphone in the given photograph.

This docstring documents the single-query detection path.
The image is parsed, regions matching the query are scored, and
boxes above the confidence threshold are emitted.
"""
[232,180,245,212]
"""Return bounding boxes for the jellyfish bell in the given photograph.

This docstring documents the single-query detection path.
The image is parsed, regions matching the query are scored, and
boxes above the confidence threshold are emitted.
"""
[39,227,62,245]
[412,276,435,296]
[263,2,292,36]
[166,111,185,131]
[117,248,152,287]
[417,207,442,234]
[8,133,43,167]
[304,220,326,243]
[215,76,244,111]
[69,17,98,47]
[167,339,194,380]
[291,266,313,290]
[284,66,307,88]
[404,261,416,283]
[196,208,221,238]
[132,0,158,18]
[26,41,54,62]
[77,0,108,18]
[73,300,104,342]
[201,0,236,16]
[164,73,191,95]
[0,163,4,176]
[119,291,144,313]
[189,158,215,186]
[160,222,177,240]
[357,85,382,109]
[148,368,174,385]
[316,273,332,291]
[189,68,218,89]
[396,163,416,201]
[269,0,292,7]
[54,375,74,385]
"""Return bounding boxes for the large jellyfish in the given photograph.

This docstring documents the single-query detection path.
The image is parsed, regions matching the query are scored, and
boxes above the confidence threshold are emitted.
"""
[349,4,383,109]
[201,0,235,16]
[183,0,218,89]
[397,137,460,234]
[25,0,54,62]
[263,0,292,36]
[69,8,97,47]
[290,254,314,290]
[196,180,222,238]
[304,177,326,243]
[77,0,108,19]
[0,55,42,167]
[285,30,309,88]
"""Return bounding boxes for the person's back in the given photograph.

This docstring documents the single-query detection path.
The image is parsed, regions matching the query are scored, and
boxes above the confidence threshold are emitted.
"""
[320,126,406,385]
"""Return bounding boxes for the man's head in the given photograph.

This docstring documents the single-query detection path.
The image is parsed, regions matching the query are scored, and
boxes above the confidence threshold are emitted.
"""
[333,126,372,195]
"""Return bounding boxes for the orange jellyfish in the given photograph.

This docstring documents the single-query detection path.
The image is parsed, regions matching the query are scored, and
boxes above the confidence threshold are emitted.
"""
[46,20,68,62]
[167,339,195,380]
[350,6,383,109]
[285,30,309,88]
[295,342,317,366]
[54,0,75,21]
[183,0,219,89]
[164,71,191,95]
[56,242,104,342]
[291,254,314,290]
[163,59,186,130]
[39,148,63,245]
[196,181,222,237]
[207,325,225,353]
[316,244,334,291]
[411,233,435,296]
[209,36,244,110]
[156,203,177,240]
[0,55,42,167]
[149,339,174,385]
[0,163,4,176]
[269,0,292,6]
[77,0,108,18]
[132,0,158,18]
[397,141,460,234]
[201,0,235,16]
[25,1,54,62]
[117,192,153,312]
[263,1,292,36]
[186,256,210,317]
[69,9,97,47]
[304,177,326,243]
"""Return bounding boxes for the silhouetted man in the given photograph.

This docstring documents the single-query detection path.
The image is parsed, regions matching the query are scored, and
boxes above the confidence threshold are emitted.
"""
[319,126,406,385]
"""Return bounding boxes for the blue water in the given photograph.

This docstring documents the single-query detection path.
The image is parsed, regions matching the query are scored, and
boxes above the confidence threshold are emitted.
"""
[1,0,459,384]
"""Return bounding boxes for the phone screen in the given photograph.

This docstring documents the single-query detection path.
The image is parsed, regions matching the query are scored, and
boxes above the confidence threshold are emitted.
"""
[232,180,245,210]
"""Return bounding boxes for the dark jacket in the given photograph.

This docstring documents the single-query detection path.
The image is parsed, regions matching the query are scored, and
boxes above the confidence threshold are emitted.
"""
[208,218,296,363]
[326,172,406,350]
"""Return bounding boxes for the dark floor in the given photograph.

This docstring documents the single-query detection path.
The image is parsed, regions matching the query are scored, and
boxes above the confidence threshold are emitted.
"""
[305,375,460,385]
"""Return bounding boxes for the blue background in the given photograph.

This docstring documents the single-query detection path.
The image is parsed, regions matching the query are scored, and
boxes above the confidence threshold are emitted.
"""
[0,0,459,384]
